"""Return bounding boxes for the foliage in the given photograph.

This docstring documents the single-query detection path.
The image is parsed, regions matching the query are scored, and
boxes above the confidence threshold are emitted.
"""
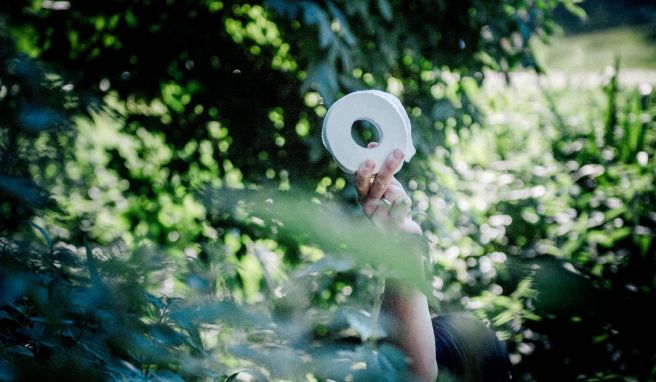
[0,0,571,247]
[0,26,77,230]
[423,66,656,380]
[0,219,423,381]
[3,1,656,382]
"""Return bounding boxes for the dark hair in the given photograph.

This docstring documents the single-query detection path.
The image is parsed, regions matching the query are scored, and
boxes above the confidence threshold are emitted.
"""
[432,313,515,382]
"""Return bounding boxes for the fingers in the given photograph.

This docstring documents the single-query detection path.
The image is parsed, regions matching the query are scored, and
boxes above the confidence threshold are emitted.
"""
[367,149,404,201]
[358,170,403,217]
[357,149,404,217]
[355,144,417,233]
[355,159,375,201]
[370,184,402,221]
[383,184,405,204]
[362,142,403,190]
[370,183,410,226]
[362,196,380,217]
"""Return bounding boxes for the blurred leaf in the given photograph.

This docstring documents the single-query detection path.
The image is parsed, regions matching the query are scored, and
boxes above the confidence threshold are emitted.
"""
[149,323,185,347]
[29,222,53,250]
[0,176,48,208]
[170,300,272,329]
[204,188,429,291]
[229,344,305,379]
[154,370,185,382]
[19,107,67,133]
[341,307,387,341]
[326,1,356,46]
[0,360,14,381]
[301,2,333,48]
[224,371,241,382]
[5,346,33,357]
[146,293,165,310]
[296,256,354,277]
[303,61,338,105]
[561,0,587,21]
[376,0,393,22]
[0,273,29,307]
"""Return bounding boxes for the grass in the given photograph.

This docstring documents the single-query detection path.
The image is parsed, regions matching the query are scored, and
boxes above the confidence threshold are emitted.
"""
[533,25,656,71]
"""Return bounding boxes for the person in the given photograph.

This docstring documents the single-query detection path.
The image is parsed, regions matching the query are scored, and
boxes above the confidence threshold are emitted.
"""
[354,147,515,382]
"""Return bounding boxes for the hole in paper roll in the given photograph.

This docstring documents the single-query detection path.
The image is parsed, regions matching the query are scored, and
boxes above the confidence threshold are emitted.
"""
[350,119,381,148]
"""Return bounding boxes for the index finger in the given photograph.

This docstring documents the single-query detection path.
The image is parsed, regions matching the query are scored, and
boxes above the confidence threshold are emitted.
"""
[366,149,404,201]
[355,159,375,201]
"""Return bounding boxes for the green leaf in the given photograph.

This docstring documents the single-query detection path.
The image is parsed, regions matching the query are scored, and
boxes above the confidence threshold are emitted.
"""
[492,310,515,326]
[149,323,186,347]
[376,0,393,22]
[229,344,305,379]
[562,0,587,21]
[154,370,185,382]
[303,61,338,105]
[342,307,387,341]
[301,2,333,48]
[29,222,53,250]
[225,372,241,382]
[326,1,356,46]
[6,345,33,357]
[296,256,354,276]
[146,293,165,309]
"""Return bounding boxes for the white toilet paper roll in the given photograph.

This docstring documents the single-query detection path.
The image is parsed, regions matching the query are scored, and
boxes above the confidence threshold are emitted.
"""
[370,90,416,158]
[322,90,415,174]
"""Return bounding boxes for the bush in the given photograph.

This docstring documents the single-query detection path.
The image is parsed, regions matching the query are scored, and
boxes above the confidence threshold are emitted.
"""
[4,1,656,381]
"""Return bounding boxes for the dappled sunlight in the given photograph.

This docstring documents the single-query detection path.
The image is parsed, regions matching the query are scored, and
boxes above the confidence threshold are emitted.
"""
[2,0,655,381]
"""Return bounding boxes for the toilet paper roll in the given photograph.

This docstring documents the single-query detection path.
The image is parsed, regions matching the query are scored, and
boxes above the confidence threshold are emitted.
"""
[322,91,415,169]
[322,90,415,174]
[370,90,416,159]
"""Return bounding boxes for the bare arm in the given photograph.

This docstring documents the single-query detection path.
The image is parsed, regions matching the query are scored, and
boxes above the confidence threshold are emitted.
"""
[382,281,437,382]
[355,148,437,382]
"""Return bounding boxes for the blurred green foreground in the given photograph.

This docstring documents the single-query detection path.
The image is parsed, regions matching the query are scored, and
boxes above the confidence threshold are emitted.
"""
[1,1,656,381]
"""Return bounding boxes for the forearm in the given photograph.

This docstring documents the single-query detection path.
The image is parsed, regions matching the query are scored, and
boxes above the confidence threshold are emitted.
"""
[352,150,436,380]
[382,280,437,382]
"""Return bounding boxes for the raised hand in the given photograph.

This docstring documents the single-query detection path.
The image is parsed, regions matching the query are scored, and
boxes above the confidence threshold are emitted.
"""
[354,144,421,235]
[354,144,436,381]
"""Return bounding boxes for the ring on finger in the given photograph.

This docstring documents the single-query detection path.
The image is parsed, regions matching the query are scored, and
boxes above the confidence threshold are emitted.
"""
[380,198,393,208]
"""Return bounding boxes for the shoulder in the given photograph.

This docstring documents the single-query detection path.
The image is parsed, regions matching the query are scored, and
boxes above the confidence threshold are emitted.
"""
[432,313,515,382]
